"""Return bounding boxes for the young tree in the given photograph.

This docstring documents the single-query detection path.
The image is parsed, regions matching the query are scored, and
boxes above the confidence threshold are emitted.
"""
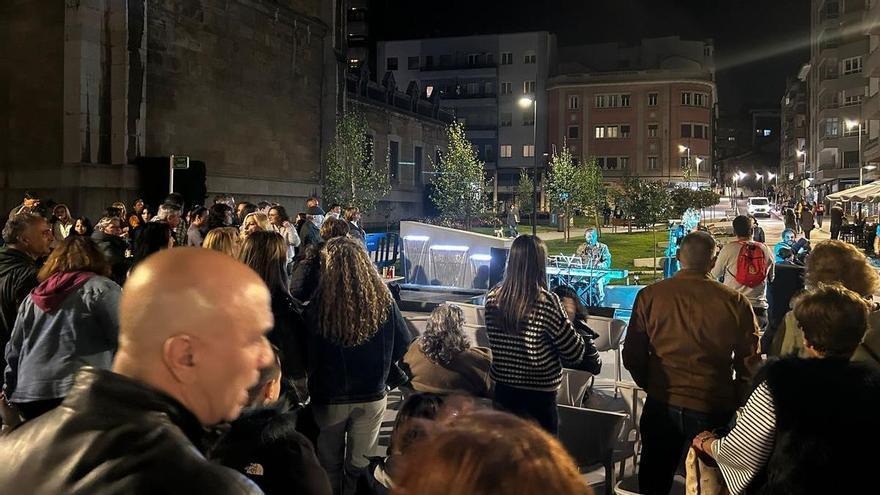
[431,121,488,227]
[323,111,391,213]
[613,178,672,276]
[515,170,535,218]
[545,143,583,241]
[580,157,606,234]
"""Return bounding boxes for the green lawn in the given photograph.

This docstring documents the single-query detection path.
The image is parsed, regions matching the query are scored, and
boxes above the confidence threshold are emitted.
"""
[545,230,666,284]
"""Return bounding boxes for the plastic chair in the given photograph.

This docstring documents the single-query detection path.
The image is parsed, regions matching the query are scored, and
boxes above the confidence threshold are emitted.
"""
[586,315,628,396]
[557,368,594,407]
[444,300,486,325]
[557,405,628,495]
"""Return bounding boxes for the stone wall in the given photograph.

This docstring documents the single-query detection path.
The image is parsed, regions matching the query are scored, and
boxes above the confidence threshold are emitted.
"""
[145,0,331,207]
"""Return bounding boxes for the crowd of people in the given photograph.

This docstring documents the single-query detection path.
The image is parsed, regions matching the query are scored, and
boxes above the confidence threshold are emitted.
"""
[0,189,878,494]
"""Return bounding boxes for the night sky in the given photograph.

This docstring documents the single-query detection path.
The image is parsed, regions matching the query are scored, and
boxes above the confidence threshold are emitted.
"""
[372,0,810,115]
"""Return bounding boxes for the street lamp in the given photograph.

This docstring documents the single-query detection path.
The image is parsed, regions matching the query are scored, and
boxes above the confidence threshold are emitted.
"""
[519,95,538,235]
[846,119,864,185]
[678,144,691,186]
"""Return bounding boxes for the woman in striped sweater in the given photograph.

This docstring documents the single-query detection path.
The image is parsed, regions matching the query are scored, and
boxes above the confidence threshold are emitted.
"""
[485,235,588,434]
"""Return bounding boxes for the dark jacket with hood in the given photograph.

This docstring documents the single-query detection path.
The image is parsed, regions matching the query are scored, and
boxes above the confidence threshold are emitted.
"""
[0,367,261,494]
[4,272,120,403]
[0,246,38,374]
[210,405,331,495]
[90,230,129,286]
[747,357,880,494]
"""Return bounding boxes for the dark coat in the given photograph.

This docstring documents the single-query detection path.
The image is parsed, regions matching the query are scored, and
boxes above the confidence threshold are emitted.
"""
[305,298,412,405]
[348,221,366,246]
[210,406,331,495]
[748,358,880,494]
[0,246,38,374]
[0,367,261,494]
[90,231,130,286]
[269,288,310,405]
[830,205,844,226]
[289,246,321,302]
[298,222,323,251]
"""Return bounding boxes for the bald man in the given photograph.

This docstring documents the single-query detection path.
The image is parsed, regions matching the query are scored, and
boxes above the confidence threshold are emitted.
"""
[623,231,760,495]
[0,248,273,494]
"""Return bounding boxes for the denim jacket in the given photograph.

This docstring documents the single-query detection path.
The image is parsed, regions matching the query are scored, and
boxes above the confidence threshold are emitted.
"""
[305,299,412,405]
[4,275,121,402]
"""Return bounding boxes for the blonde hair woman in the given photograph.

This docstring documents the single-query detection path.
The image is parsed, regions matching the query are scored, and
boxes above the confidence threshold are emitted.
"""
[776,240,880,363]
[305,237,412,495]
[203,227,242,258]
[241,212,270,238]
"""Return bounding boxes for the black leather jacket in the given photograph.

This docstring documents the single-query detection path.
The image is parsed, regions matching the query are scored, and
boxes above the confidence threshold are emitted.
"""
[0,367,262,494]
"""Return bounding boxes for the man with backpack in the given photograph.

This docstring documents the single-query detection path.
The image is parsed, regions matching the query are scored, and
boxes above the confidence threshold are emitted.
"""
[711,215,775,334]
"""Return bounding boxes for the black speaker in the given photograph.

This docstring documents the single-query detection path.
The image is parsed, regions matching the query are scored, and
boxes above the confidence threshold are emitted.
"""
[489,247,509,287]
[586,306,616,318]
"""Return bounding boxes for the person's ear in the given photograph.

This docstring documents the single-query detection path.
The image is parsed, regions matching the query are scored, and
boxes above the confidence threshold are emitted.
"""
[163,335,198,384]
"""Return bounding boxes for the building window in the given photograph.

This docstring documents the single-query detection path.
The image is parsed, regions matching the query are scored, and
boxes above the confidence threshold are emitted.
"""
[568,95,580,110]
[407,56,419,70]
[647,156,659,170]
[523,145,535,157]
[424,55,434,67]
[501,113,512,127]
[386,57,398,71]
[825,117,839,137]
[523,80,536,94]
[842,56,863,75]
[466,82,480,95]
[681,92,692,106]
[485,82,494,95]
[681,124,692,138]
[607,125,619,138]
[621,125,631,138]
[500,145,512,158]
[619,156,629,169]
[568,126,579,139]
[500,82,512,95]
[468,53,480,66]
[694,93,707,107]
[648,124,658,138]
[843,94,864,106]
[648,93,658,106]
[595,126,605,138]
[693,125,705,139]
[389,140,400,184]
[501,52,513,65]
[704,125,710,138]
[606,157,619,170]
[595,95,606,108]
[524,53,536,64]
[522,110,535,126]
[608,95,620,107]
[620,94,631,107]
[414,146,423,184]
[485,145,495,161]
[679,156,689,169]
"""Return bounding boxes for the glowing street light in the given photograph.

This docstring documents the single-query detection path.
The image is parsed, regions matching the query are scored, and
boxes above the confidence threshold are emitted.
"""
[519,95,538,235]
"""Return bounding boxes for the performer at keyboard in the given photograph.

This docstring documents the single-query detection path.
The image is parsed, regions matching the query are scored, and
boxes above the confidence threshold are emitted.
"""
[574,227,612,305]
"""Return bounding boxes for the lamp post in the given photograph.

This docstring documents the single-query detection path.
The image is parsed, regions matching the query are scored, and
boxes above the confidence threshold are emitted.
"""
[678,144,690,187]
[846,119,864,185]
[767,172,776,203]
[520,95,539,235]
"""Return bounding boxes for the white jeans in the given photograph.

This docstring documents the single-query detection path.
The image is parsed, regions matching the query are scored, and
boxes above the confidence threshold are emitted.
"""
[313,397,387,495]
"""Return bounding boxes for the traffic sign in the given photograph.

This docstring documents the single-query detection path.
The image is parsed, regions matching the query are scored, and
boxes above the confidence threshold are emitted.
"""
[171,155,190,170]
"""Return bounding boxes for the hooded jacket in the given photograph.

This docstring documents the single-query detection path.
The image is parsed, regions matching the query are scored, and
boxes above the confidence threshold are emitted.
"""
[0,246,38,373]
[209,405,331,495]
[3,272,120,403]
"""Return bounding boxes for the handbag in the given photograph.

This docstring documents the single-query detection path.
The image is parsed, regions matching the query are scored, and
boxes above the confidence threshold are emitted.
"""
[685,447,730,495]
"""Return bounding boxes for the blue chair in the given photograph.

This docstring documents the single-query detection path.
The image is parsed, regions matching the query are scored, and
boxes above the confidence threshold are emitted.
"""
[364,232,400,269]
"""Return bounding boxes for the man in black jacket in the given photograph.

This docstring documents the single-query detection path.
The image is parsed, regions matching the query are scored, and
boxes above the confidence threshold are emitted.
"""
[0,248,274,494]
[0,213,51,377]
[299,206,325,250]
[830,202,844,240]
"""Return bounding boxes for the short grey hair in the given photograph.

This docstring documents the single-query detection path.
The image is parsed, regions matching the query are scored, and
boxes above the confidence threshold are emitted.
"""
[2,213,45,244]
[95,216,121,232]
[420,304,470,365]
[155,203,181,221]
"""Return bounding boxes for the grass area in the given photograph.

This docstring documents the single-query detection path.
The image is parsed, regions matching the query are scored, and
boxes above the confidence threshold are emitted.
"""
[544,230,666,284]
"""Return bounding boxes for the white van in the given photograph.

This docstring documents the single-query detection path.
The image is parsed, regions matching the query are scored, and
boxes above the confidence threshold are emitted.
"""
[747,197,771,217]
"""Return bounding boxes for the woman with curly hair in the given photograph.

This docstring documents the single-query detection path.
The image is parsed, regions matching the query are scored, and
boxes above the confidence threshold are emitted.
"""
[774,239,880,365]
[401,304,492,398]
[305,237,412,495]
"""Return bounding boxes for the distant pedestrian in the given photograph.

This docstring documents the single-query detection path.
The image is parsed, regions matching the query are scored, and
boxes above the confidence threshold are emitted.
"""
[830,203,844,240]
[506,202,520,237]
[814,202,826,228]
[801,205,815,240]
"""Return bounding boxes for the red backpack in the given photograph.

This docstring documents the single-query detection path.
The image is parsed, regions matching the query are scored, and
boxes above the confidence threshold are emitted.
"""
[733,241,768,288]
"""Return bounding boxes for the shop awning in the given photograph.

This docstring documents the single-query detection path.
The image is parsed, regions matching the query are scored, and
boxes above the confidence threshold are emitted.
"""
[826,181,880,202]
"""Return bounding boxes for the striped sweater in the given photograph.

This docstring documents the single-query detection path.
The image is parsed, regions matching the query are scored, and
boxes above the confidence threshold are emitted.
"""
[485,288,586,392]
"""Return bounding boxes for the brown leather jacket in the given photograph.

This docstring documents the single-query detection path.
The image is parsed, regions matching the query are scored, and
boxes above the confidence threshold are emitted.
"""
[0,367,261,495]
[622,269,760,413]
